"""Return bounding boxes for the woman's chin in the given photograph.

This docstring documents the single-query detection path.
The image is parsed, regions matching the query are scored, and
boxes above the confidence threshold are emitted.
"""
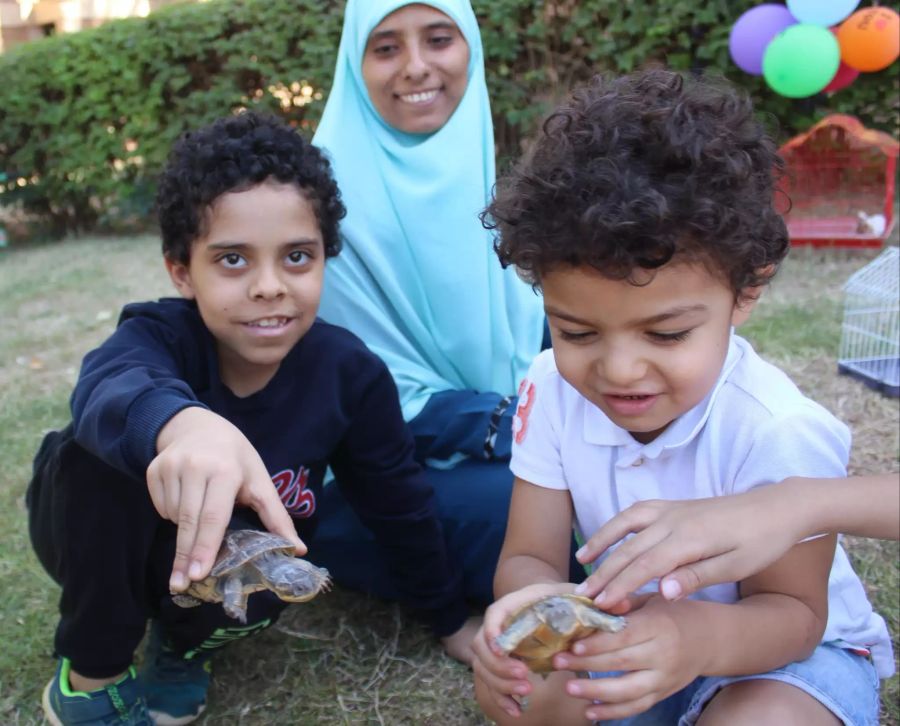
[389,105,456,135]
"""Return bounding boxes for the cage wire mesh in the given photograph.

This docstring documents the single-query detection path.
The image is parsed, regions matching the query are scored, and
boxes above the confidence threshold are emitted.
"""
[779,115,898,248]
[838,247,900,397]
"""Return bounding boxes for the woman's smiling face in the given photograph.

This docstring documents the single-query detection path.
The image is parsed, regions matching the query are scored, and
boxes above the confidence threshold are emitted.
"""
[362,3,470,134]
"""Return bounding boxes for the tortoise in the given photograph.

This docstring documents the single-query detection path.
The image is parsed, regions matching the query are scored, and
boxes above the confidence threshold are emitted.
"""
[494,594,626,674]
[171,529,331,623]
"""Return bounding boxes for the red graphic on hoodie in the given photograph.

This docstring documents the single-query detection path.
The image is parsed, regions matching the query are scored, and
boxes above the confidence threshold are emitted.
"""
[513,379,536,445]
[272,466,315,517]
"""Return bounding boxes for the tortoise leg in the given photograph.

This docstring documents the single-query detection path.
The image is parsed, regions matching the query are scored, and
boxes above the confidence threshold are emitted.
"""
[493,611,541,654]
[582,609,627,634]
[222,575,249,624]
[171,594,202,609]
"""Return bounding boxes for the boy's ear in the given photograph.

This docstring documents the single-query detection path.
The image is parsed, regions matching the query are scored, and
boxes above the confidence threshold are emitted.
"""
[732,264,775,327]
[731,290,760,327]
[164,257,196,300]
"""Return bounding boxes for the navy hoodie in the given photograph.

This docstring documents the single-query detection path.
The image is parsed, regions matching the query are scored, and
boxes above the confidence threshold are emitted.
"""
[70,297,469,636]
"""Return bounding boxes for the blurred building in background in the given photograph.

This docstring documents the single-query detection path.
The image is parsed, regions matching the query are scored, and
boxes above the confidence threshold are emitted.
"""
[0,0,189,52]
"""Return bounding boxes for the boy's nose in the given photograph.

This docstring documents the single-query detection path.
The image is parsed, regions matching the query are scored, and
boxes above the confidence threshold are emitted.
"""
[249,266,287,299]
[599,347,647,387]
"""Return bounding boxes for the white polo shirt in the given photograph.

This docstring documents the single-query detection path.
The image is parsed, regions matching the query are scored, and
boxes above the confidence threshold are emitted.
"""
[511,333,894,677]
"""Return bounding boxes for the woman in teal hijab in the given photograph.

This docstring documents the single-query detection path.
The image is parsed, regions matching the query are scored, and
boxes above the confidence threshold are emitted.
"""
[309,0,570,631]
[314,0,543,420]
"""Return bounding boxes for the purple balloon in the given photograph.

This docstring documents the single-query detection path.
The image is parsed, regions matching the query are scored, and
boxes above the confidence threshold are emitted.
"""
[729,4,798,75]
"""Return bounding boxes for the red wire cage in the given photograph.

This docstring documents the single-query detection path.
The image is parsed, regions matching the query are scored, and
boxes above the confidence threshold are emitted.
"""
[779,114,898,248]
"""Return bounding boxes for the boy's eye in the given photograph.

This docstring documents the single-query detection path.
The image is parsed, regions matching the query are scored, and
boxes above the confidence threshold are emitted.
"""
[286,250,311,266]
[558,330,594,343]
[219,253,246,269]
[648,329,692,343]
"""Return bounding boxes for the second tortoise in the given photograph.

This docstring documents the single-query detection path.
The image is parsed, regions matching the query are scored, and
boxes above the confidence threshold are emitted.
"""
[494,594,627,674]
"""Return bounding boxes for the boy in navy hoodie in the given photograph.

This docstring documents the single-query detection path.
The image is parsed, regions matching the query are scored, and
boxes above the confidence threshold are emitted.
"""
[28,111,473,726]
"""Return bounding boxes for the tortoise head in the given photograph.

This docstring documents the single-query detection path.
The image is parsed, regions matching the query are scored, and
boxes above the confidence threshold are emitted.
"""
[534,597,580,635]
[261,555,331,603]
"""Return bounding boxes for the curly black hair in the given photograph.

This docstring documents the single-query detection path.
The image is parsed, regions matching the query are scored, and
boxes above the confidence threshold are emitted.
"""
[156,111,345,263]
[485,69,789,299]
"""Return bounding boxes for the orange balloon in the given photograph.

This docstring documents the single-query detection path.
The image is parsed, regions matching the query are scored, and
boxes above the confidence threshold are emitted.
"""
[837,7,900,71]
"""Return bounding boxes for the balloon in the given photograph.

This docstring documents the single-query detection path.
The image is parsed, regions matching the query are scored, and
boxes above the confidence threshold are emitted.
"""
[763,24,841,98]
[729,4,797,75]
[823,61,860,92]
[838,7,900,72]
[787,0,860,27]
[823,26,859,93]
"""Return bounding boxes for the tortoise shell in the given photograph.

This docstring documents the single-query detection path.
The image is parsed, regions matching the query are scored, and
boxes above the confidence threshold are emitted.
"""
[493,594,626,674]
[172,529,330,623]
[210,529,295,575]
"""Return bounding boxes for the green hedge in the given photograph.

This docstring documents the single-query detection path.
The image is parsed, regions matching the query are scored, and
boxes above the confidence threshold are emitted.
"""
[1,0,897,239]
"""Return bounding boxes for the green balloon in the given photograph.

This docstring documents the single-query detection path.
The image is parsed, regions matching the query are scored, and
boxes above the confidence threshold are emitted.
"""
[763,24,840,98]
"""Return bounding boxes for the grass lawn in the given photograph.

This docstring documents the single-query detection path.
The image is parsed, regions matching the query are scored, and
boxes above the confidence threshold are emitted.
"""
[1,236,897,725]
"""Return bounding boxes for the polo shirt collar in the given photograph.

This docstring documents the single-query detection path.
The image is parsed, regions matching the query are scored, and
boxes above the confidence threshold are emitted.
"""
[582,331,744,465]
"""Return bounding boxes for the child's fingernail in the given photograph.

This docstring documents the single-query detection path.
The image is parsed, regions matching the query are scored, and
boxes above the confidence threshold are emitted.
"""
[586,710,598,720]
[170,572,185,591]
[188,561,203,579]
[568,682,582,696]
[575,581,588,595]
[661,578,683,600]
[575,545,587,560]
[515,684,529,695]
[595,590,607,605]
[556,655,569,668]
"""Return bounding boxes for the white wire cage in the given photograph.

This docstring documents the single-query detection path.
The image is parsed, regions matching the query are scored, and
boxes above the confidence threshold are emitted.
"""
[838,246,900,397]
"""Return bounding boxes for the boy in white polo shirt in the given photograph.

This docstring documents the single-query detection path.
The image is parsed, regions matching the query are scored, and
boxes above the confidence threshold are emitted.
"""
[471,69,892,726]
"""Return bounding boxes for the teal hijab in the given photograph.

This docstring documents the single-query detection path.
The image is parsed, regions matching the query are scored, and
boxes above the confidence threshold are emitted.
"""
[314,0,544,421]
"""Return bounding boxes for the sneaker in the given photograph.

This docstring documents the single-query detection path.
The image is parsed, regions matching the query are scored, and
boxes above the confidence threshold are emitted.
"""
[41,658,152,726]
[141,622,211,726]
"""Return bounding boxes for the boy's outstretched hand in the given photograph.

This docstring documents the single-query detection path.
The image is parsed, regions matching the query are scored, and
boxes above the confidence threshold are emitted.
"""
[573,491,802,609]
[148,406,305,593]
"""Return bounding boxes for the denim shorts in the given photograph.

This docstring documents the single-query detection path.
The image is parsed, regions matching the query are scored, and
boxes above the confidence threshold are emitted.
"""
[589,643,880,726]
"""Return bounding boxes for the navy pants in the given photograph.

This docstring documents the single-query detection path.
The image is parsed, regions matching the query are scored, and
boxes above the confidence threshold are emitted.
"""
[308,458,584,608]
[27,426,286,678]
